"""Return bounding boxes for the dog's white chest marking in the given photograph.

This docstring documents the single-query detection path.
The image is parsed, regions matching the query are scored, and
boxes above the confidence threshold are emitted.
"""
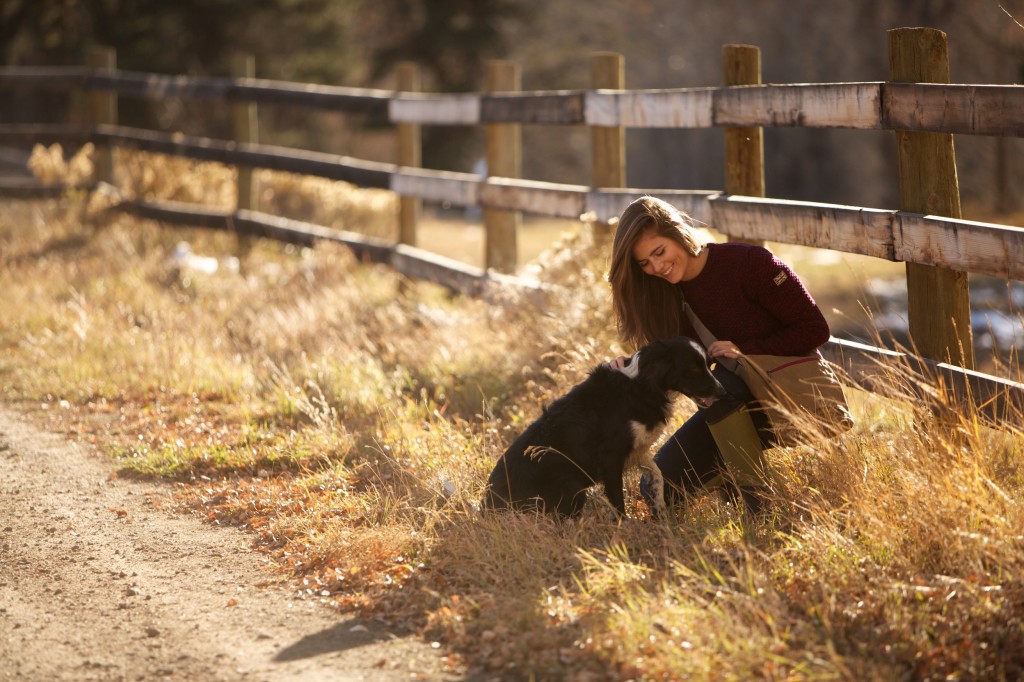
[627,420,667,515]
[626,419,668,471]
[629,420,660,452]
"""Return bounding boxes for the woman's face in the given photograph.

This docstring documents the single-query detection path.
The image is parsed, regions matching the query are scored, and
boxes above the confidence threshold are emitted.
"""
[631,229,690,284]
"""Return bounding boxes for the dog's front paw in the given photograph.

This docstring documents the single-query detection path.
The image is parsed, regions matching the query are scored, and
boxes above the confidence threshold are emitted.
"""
[639,471,668,518]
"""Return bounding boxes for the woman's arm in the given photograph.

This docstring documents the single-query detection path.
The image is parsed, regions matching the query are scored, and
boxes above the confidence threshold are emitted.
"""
[739,251,830,356]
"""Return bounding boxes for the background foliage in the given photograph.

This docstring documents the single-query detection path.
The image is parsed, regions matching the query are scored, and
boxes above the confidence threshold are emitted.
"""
[2,0,1024,213]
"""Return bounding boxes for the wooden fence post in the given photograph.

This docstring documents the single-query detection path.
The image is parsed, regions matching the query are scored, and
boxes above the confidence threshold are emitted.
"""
[232,54,258,213]
[590,52,625,235]
[722,44,765,247]
[484,60,521,273]
[888,27,974,369]
[88,46,117,185]
[397,62,421,247]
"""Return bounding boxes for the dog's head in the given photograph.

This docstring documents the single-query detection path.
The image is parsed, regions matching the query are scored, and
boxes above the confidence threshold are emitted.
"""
[632,336,727,407]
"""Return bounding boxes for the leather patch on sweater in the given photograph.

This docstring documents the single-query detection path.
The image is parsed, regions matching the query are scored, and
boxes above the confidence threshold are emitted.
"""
[773,271,789,286]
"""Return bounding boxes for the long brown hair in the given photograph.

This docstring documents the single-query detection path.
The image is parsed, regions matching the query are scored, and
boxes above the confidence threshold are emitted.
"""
[608,196,705,349]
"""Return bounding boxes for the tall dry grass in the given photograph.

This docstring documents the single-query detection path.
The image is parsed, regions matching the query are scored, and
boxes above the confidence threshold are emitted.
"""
[1,145,1023,680]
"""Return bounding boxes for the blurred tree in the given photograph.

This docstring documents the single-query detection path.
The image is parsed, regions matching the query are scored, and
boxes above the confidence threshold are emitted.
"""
[360,0,529,92]
[2,0,1019,211]
[1,0,363,79]
[357,0,534,171]
[1,0,533,167]
[0,0,367,142]
[955,0,1024,215]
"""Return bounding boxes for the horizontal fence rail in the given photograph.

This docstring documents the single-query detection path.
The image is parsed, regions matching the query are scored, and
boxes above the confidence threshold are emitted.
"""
[115,198,546,303]
[96,124,395,188]
[2,67,1024,135]
[824,338,1024,424]
[709,196,1024,281]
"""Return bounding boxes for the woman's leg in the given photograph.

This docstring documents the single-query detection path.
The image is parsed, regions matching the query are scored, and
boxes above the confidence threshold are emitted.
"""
[641,366,773,507]
[650,410,720,499]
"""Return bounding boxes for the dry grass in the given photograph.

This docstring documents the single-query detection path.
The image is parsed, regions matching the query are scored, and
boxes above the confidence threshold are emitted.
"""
[2,146,1024,680]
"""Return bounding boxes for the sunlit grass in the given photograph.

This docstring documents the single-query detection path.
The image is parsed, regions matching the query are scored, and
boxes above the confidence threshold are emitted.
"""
[2,147,1023,679]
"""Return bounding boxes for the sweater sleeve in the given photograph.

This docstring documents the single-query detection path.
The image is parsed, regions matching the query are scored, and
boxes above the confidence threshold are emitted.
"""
[738,249,831,356]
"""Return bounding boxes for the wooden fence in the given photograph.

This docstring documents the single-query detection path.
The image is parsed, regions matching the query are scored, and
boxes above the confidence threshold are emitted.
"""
[2,28,1024,423]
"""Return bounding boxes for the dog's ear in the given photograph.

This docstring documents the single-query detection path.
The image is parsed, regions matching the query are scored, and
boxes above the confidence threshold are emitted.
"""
[654,338,702,389]
[637,342,674,391]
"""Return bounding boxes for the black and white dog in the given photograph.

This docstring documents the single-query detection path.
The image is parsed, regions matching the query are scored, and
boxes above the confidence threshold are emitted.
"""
[482,336,725,518]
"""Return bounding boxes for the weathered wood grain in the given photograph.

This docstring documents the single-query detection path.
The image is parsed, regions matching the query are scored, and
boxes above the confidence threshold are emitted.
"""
[231,55,258,213]
[389,94,481,124]
[584,189,716,226]
[722,44,765,248]
[229,80,391,116]
[895,213,1024,281]
[589,54,627,198]
[889,26,973,369]
[3,66,1023,135]
[585,88,715,128]
[95,125,394,188]
[483,61,522,273]
[390,167,479,207]
[708,194,1024,281]
[884,83,1024,136]
[481,91,584,124]
[481,177,587,218]
[709,195,896,260]
[715,83,884,128]
[396,63,422,247]
[86,70,392,115]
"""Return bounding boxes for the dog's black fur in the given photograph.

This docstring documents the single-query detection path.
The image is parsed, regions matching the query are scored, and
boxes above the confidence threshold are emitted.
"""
[482,336,726,518]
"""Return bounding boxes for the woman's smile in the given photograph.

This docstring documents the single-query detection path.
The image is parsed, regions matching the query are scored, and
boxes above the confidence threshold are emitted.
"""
[632,230,701,284]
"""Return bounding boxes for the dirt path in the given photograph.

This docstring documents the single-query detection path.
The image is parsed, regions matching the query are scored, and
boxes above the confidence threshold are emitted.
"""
[0,407,466,681]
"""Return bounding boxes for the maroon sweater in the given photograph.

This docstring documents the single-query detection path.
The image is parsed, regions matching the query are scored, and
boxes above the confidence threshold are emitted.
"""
[678,242,830,356]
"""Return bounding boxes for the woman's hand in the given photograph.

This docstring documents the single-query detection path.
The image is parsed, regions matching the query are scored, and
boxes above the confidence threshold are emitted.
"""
[607,355,631,370]
[707,340,742,360]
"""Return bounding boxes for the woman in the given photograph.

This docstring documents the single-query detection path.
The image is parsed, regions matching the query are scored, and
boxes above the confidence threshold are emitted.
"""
[607,196,830,511]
